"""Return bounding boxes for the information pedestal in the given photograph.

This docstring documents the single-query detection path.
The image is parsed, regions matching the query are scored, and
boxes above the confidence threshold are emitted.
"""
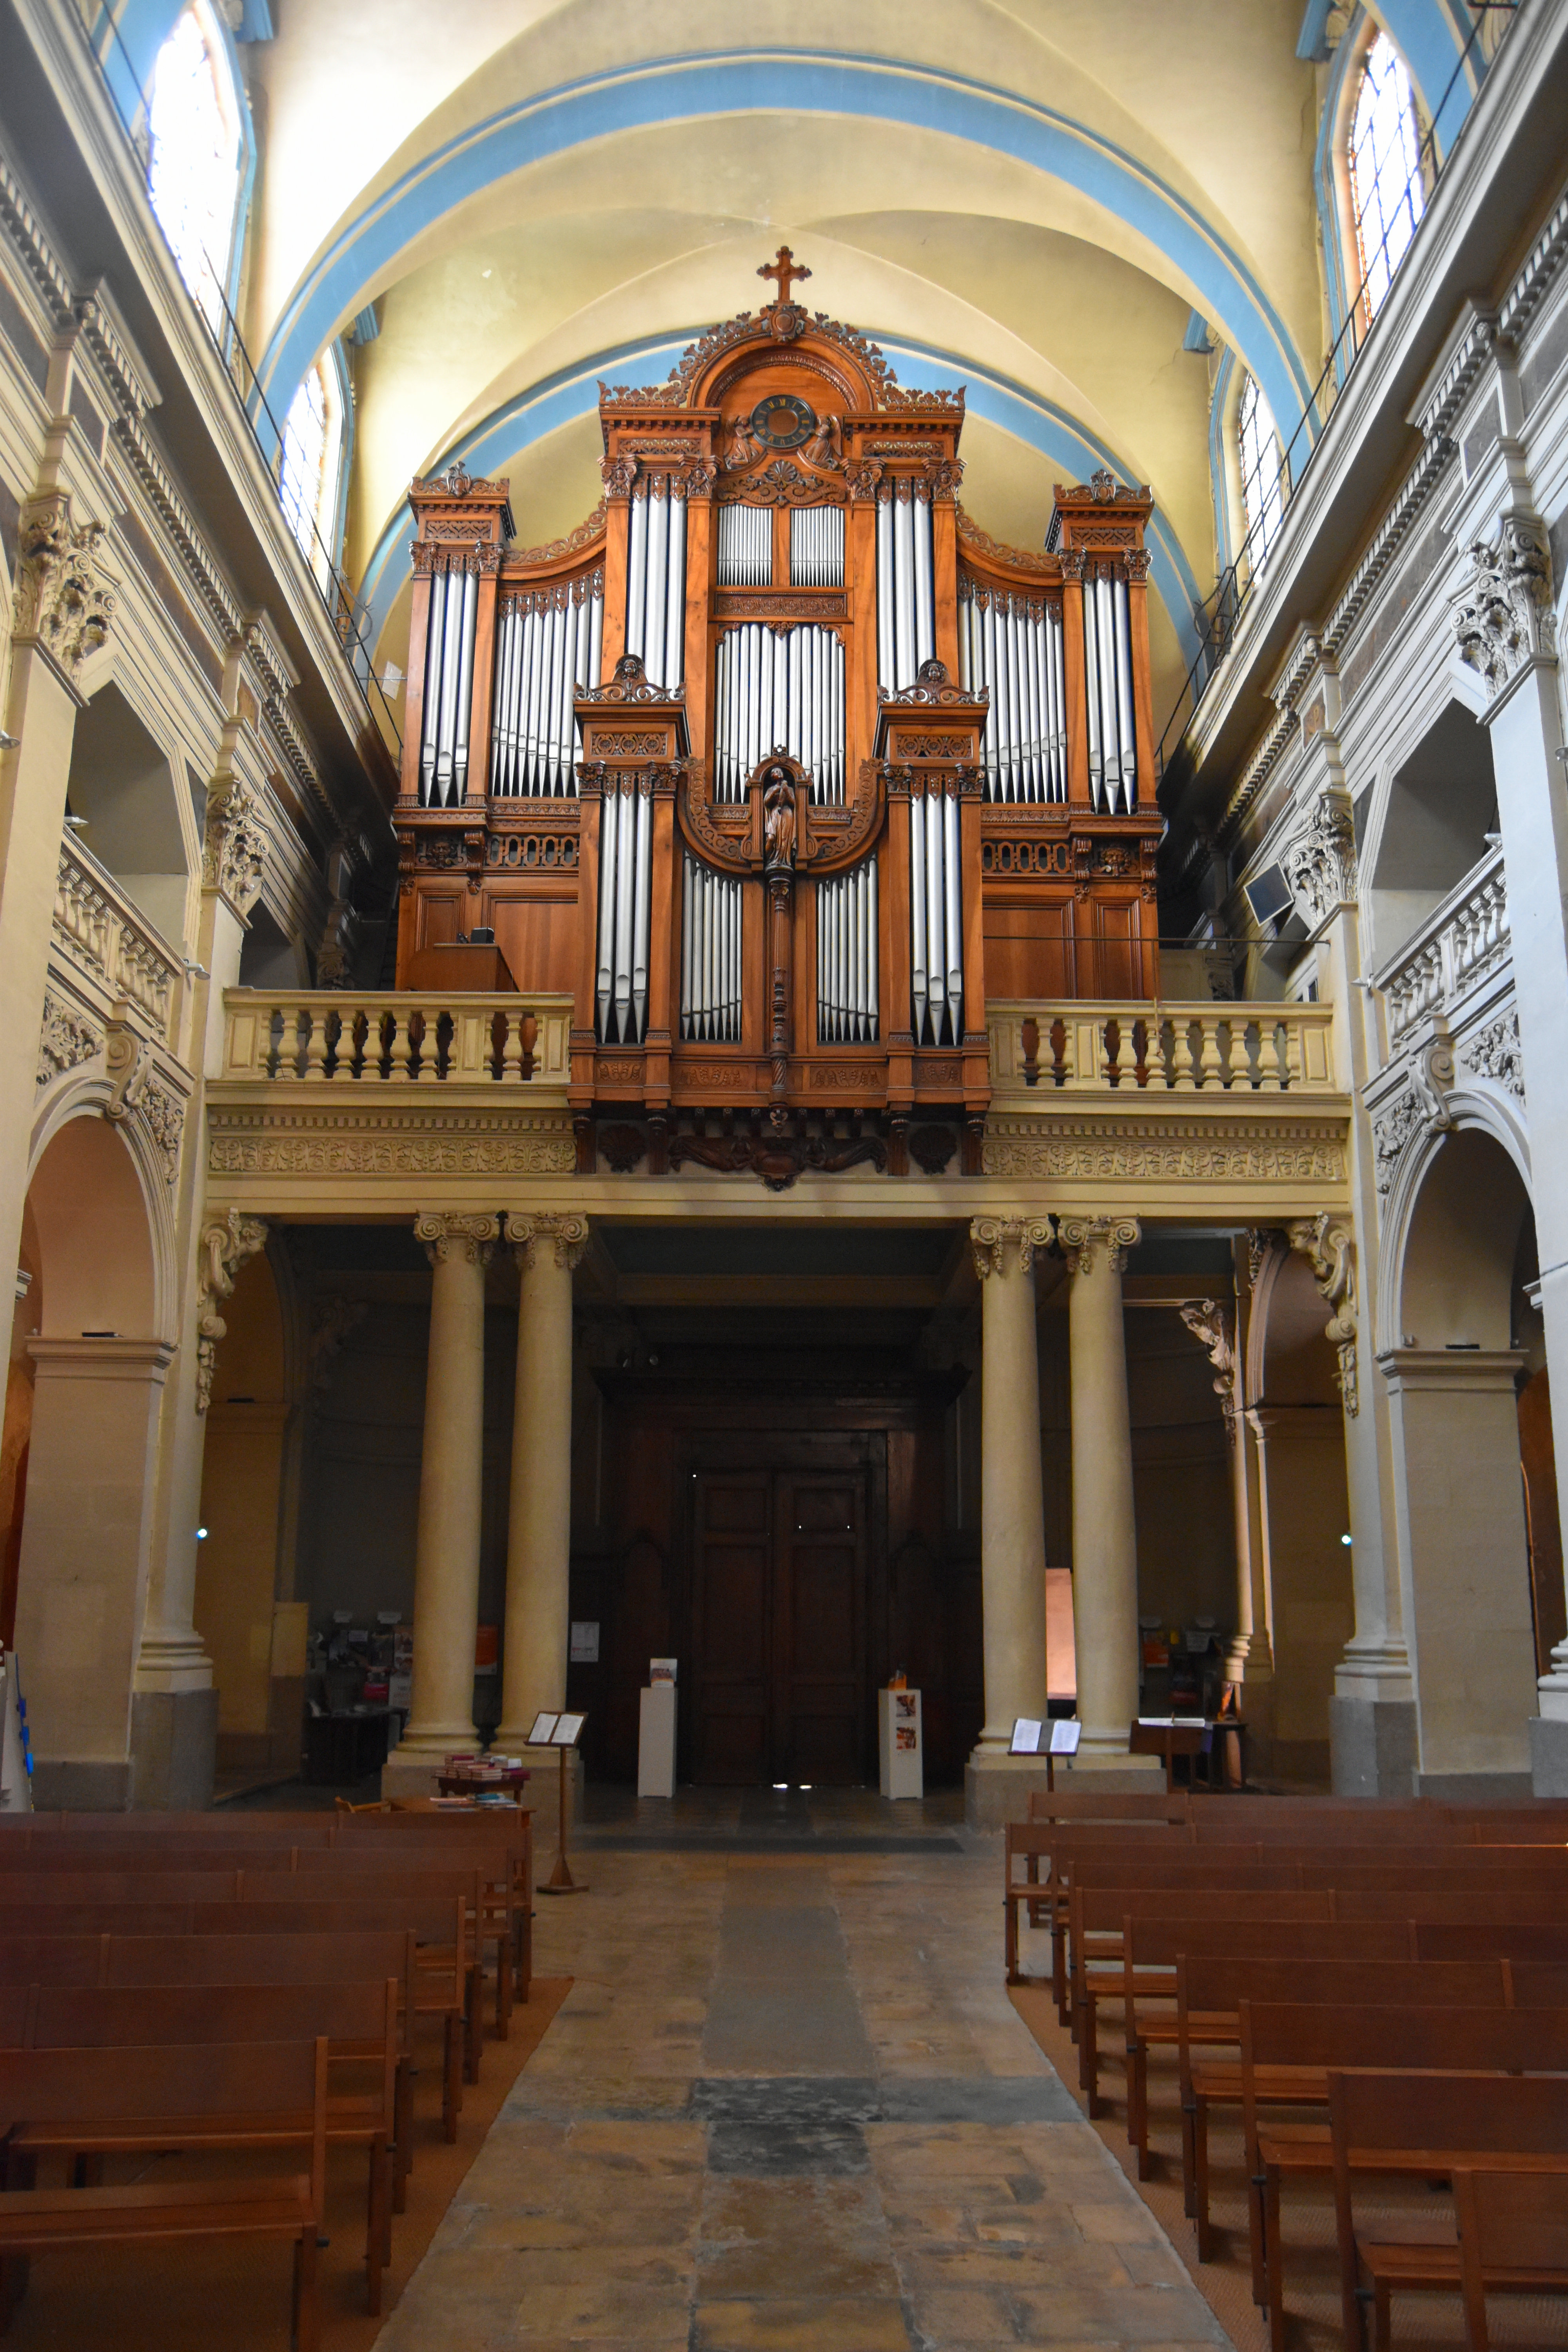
[637,1683,677,1797]
[877,1687,923,1799]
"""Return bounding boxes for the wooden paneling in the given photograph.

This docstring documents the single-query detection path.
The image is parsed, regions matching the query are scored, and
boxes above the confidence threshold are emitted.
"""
[481,887,581,997]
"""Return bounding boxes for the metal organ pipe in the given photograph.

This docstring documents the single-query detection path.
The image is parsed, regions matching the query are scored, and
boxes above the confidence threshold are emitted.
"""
[1082,568,1138,813]
[621,478,688,688]
[908,785,964,1046]
[680,854,742,1042]
[956,578,1067,803]
[874,487,935,690]
[712,623,846,803]
[419,566,478,808]
[816,859,879,1043]
[489,573,604,795]
[789,505,844,587]
[716,504,771,586]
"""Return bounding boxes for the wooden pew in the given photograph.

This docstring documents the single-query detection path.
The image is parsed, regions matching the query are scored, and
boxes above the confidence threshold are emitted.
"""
[0,2038,327,2352]
[1450,2169,1568,2352]
[1122,1942,1512,2188]
[5,1980,398,2314]
[1323,2072,1568,2352]
[1244,2002,1568,2322]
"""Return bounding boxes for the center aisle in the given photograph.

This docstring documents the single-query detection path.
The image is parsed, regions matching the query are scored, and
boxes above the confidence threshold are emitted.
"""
[375,1793,1232,2351]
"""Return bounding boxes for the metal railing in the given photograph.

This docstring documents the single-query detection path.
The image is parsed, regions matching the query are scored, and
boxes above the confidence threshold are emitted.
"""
[77,5,402,755]
[1155,2,1520,782]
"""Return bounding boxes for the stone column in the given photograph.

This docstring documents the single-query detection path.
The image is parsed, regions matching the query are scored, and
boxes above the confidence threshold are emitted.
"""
[132,769,268,1806]
[1448,522,1568,1790]
[394,1212,498,1760]
[495,1212,588,1749]
[964,1216,1052,1831]
[970,1217,1052,1748]
[1060,1216,1143,1760]
[1181,1257,1276,1765]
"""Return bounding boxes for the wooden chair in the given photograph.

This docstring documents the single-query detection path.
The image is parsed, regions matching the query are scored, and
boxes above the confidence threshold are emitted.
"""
[8,1980,398,2314]
[1320,2069,1568,2352]
[0,2038,327,2352]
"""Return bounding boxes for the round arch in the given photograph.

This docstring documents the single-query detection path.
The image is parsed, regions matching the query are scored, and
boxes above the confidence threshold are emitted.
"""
[28,1080,179,1345]
[1375,1089,1531,1350]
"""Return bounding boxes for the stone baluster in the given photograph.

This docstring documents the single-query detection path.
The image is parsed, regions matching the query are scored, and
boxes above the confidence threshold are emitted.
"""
[1198,1012,1225,1089]
[384,1005,411,1082]
[301,1004,330,1082]
[1059,1216,1144,1760]
[495,1213,589,1753]
[395,1212,498,1759]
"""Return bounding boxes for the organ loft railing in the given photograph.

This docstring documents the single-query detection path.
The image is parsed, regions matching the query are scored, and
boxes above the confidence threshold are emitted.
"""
[392,251,1163,1176]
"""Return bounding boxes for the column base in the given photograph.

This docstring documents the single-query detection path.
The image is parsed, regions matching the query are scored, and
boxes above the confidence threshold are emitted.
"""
[390,1722,481,1761]
[1530,1715,1568,1797]
[1328,1692,1417,1797]
[129,1688,218,1809]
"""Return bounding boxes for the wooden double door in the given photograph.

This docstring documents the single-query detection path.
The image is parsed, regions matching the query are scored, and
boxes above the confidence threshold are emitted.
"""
[689,1465,868,1785]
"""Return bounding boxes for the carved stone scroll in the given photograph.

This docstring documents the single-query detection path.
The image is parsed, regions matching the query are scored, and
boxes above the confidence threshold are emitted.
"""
[196,1209,269,1412]
[1287,1211,1359,1417]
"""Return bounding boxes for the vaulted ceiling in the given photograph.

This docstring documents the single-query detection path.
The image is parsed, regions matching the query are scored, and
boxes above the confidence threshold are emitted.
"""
[226,0,1481,729]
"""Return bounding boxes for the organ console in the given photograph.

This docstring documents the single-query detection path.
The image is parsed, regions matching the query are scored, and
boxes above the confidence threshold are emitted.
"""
[394,254,1162,1175]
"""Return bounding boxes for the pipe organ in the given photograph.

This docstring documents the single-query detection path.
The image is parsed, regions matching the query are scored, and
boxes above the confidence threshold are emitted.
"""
[396,256,1163,1177]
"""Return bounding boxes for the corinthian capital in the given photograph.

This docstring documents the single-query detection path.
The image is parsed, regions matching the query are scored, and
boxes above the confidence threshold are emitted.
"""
[12,492,116,679]
[414,1212,499,1267]
[970,1215,1053,1280]
[1452,515,1555,699]
[1058,1215,1140,1275]
[505,1211,589,1271]
[202,772,268,916]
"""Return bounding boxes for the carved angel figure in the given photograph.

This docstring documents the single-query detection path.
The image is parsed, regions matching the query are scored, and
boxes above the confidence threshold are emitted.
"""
[762,762,797,868]
[801,413,843,469]
[724,414,762,470]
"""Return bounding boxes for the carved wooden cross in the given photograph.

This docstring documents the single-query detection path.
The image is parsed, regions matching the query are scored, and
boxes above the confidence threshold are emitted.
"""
[757,245,811,307]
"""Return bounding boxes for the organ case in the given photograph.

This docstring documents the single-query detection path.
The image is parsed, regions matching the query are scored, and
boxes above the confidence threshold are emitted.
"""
[392,274,1164,1161]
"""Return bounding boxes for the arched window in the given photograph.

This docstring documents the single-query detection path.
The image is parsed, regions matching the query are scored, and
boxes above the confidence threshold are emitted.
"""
[280,355,346,575]
[1237,372,1285,571]
[1347,31,1425,321]
[146,1,245,334]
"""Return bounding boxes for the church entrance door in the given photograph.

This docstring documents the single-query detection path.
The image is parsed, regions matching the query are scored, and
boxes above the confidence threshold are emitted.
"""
[689,1466,867,1785]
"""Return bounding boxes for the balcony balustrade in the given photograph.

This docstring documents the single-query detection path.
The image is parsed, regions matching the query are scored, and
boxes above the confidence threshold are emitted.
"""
[987,998,1339,1097]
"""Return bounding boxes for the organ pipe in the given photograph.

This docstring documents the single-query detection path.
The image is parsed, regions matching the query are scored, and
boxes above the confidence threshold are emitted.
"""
[717,505,771,586]
[789,505,845,587]
[956,580,1068,802]
[595,781,652,1044]
[680,854,743,1042]
[713,624,846,803]
[909,786,963,1046]
[816,858,879,1043]
[875,489,935,690]
[490,575,605,795]
[419,565,477,808]
[622,480,688,689]
[1083,569,1138,813]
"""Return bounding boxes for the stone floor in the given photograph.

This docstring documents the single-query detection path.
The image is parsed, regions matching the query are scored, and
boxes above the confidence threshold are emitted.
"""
[374,1786,1233,2351]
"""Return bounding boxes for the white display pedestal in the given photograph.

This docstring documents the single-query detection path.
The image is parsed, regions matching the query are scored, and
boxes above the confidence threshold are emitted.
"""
[637,1683,677,1798]
[877,1687,923,1799]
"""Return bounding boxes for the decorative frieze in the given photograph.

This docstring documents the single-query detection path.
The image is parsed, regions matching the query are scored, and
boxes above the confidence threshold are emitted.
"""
[208,1111,577,1178]
[36,991,100,1087]
[982,1118,1346,1183]
[1466,1008,1524,1096]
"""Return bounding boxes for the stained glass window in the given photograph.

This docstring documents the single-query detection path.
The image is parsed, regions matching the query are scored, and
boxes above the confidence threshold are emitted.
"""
[280,359,345,572]
[147,2,243,334]
[1348,32,1425,321]
[1238,373,1285,572]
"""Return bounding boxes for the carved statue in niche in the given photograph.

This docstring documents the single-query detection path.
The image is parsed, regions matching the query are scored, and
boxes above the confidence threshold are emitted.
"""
[762,760,797,869]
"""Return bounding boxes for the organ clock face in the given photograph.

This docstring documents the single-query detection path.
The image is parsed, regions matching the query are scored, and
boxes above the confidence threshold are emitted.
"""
[749,393,816,451]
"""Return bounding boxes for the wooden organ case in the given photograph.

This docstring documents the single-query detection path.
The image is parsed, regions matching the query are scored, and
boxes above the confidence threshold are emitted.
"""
[394,262,1163,1175]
